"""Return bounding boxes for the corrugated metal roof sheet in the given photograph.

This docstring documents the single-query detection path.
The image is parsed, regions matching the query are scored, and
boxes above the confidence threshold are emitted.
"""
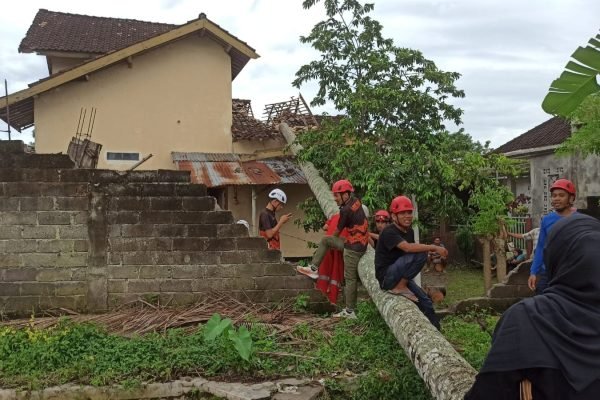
[242,161,281,185]
[172,153,306,187]
[262,158,307,184]
[171,152,240,162]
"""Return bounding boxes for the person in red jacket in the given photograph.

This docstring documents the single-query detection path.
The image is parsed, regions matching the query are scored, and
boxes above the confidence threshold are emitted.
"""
[297,179,369,319]
[315,212,349,305]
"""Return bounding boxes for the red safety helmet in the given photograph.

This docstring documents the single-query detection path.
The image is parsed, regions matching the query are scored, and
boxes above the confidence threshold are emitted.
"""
[390,195,414,213]
[550,179,576,195]
[332,179,354,193]
[374,210,390,220]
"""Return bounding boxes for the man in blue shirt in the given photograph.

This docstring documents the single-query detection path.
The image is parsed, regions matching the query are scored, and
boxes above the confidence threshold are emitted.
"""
[528,178,577,294]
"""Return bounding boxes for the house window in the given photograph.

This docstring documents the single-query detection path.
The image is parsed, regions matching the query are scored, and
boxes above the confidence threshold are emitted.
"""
[106,152,140,161]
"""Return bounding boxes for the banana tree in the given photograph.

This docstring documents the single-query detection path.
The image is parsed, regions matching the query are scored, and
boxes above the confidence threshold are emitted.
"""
[542,32,600,116]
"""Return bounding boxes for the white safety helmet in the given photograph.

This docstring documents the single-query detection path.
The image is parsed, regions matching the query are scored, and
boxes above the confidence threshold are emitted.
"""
[268,188,287,204]
[236,219,250,230]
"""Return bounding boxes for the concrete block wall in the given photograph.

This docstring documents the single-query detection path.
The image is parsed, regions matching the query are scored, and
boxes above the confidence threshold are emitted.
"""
[0,164,90,313]
[103,183,317,308]
[0,141,323,316]
[488,262,534,299]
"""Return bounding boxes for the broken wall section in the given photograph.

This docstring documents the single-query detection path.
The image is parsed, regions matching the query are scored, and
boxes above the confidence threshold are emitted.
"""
[0,141,323,316]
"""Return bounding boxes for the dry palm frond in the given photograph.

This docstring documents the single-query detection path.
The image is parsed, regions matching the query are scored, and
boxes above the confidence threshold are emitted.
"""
[1,291,337,339]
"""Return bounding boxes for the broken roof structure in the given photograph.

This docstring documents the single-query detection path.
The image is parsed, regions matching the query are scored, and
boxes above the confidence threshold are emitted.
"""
[232,99,282,142]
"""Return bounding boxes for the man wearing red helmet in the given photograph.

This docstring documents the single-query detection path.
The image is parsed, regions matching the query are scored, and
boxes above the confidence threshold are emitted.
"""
[528,178,577,294]
[374,195,447,328]
[369,210,391,248]
[296,179,369,319]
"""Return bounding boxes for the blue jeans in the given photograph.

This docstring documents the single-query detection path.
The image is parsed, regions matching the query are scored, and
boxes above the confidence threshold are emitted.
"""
[381,253,428,290]
[409,280,440,330]
[381,253,439,330]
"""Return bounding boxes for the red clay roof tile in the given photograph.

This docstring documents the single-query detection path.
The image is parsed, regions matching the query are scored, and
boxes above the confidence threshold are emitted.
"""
[495,117,571,154]
[19,9,177,54]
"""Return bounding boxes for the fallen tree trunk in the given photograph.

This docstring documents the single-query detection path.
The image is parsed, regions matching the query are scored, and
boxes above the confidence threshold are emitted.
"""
[280,123,477,400]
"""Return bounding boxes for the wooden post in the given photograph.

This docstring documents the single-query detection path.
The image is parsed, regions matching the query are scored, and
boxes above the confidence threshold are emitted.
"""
[494,238,507,283]
[481,237,492,292]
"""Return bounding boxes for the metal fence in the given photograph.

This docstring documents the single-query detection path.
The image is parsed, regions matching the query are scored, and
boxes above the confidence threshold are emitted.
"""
[505,216,533,257]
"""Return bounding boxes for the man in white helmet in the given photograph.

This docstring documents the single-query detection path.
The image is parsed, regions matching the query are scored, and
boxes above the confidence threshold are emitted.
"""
[259,188,292,250]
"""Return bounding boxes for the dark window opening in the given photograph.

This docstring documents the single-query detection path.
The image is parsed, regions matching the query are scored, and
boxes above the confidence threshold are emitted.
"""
[208,187,227,210]
[106,152,140,161]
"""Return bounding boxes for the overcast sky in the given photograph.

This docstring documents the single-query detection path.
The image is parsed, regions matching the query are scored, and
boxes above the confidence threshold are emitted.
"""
[0,0,598,148]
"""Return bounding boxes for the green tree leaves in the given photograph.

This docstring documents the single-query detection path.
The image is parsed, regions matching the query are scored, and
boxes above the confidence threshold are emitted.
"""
[293,0,518,236]
[542,32,600,116]
[203,314,233,342]
[228,327,252,362]
[203,314,253,361]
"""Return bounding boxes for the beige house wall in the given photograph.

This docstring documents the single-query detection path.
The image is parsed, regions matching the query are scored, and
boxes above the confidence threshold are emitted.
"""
[49,56,90,74]
[34,36,233,170]
[232,138,285,154]
[226,184,323,258]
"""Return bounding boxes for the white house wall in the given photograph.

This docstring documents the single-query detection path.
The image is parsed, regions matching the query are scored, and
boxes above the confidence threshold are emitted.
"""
[529,151,600,225]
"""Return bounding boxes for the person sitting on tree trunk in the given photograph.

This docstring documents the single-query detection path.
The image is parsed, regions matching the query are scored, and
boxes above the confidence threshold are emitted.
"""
[296,179,369,319]
[369,210,391,248]
[374,195,447,329]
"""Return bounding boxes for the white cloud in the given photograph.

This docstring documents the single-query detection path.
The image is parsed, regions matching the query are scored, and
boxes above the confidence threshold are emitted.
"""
[1,0,599,148]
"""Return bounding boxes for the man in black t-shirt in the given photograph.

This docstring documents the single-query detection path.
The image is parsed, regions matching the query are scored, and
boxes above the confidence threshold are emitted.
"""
[375,195,447,328]
[296,179,368,319]
[258,188,292,250]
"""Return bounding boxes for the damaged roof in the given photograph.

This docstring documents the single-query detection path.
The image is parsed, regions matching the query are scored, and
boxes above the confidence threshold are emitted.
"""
[232,99,282,142]
[171,152,306,187]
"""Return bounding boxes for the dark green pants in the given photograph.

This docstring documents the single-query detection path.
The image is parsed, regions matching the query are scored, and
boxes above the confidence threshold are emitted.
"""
[311,236,364,311]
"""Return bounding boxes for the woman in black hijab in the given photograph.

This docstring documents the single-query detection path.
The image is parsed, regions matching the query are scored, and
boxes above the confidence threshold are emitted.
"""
[465,213,600,400]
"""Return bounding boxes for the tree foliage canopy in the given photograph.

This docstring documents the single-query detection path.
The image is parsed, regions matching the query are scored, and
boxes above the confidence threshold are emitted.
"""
[293,0,517,235]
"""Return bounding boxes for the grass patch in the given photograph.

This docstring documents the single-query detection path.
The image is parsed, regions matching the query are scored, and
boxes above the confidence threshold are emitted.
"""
[441,310,498,370]
[437,263,498,308]
[0,267,503,397]
[0,302,432,399]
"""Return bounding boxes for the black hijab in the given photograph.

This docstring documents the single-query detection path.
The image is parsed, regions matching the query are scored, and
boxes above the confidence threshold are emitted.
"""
[480,213,600,392]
